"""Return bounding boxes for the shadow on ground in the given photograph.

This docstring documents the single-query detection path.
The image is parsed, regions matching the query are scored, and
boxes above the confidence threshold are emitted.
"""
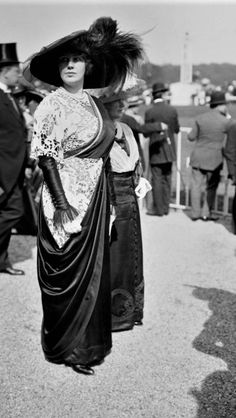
[183,208,234,235]
[188,286,236,417]
[8,234,36,264]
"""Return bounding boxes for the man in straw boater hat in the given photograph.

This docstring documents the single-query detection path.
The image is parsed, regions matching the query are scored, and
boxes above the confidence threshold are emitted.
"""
[0,42,31,276]
[188,90,231,221]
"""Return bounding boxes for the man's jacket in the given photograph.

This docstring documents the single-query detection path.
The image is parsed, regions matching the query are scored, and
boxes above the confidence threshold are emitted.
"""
[223,120,236,183]
[0,89,27,202]
[188,109,230,171]
[145,100,180,165]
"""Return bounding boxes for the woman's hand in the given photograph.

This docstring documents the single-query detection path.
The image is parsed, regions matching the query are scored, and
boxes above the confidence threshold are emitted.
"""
[63,216,82,234]
[135,177,152,199]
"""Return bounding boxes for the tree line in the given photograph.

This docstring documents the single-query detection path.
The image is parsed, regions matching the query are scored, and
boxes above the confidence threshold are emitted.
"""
[139,62,236,87]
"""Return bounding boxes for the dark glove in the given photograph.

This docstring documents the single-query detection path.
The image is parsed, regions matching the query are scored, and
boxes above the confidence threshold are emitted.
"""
[38,156,79,230]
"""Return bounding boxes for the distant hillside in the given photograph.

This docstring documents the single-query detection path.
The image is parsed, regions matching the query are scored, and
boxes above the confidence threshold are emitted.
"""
[139,63,236,87]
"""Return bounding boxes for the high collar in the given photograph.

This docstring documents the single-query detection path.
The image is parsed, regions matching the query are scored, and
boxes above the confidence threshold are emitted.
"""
[0,81,11,93]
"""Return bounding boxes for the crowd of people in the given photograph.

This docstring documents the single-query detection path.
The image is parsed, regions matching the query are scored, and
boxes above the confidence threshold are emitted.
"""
[1,16,236,377]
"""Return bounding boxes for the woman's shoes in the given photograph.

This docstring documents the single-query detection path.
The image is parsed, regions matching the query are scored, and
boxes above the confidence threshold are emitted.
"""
[70,364,95,375]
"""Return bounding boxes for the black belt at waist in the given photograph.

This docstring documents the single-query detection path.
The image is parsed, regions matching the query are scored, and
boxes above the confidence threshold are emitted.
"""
[110,171,134,178]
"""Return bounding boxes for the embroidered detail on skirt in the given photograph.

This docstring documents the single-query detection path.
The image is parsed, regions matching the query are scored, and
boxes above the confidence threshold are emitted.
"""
[109,172,144,331]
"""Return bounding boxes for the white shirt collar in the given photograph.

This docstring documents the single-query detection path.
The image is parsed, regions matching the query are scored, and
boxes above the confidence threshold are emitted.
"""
[0,81,11,93]
[153,98,164,103]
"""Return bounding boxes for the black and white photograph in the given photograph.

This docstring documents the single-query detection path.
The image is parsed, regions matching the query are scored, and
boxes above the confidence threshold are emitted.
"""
[1,0,236,416]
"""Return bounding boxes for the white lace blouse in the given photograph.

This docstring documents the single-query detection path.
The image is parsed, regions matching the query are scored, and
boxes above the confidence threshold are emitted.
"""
[31,87,104,248]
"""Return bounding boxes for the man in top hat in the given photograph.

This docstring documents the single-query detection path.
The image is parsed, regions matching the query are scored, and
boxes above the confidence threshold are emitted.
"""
[144,81,180,216]
[0,42,29,275]
[187,90,231,221]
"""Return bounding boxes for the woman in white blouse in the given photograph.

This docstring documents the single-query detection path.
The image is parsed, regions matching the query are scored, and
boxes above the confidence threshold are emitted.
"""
[23,18,143,375]
[102,92,151,332]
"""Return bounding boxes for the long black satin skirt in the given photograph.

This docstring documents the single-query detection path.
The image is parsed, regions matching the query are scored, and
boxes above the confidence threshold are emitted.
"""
[37,170,112,367]
[109,171,144,331]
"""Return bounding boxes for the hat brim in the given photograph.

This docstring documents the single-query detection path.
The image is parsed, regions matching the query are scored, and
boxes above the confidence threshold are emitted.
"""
[127,99,144,107]
[14,88,45,103]
[26,30,109,88]
[152,88,168,94]
[210,100,226,106]
[0,60,20,67]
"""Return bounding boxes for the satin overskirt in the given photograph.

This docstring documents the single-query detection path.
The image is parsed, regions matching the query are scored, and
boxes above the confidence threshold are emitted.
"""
[37,168,112,365]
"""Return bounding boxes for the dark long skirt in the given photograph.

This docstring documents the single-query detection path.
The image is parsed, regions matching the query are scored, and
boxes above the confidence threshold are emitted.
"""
[109,171,144,331]
[37,170,112,367]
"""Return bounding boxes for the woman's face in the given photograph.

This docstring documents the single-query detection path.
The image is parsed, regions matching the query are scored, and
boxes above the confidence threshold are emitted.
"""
[106,99,125,121]
[58,53,86,87]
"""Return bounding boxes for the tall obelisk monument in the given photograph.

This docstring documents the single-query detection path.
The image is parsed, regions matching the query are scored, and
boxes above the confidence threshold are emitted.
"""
[180,32,192,84]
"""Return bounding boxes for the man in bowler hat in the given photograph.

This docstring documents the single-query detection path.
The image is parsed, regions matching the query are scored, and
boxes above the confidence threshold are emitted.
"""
[188,91,230,221]
[144,82,180,216]
[0,43,29,275]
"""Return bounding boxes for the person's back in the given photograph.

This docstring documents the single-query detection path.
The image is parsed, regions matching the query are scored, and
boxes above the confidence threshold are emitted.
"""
[188,108,230,171]
[144,82,180,216]
[145,100,179,134]
[187,91,230,221]
[223,119,236,233]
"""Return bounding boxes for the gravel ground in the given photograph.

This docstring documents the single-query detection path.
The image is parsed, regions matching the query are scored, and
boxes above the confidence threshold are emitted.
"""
[1,209,236,418]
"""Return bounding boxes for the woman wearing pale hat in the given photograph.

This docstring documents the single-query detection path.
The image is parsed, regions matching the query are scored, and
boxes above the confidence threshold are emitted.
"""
[101,91,151,332]
[23,17,143,375]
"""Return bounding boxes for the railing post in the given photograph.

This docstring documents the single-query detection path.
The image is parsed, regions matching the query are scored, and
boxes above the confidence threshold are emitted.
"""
[175,132,182,207]
[223,177,229,215]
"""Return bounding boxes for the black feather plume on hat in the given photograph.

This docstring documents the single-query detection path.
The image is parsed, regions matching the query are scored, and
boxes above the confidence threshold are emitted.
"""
[86,17,144,89]
[23,16,144,89]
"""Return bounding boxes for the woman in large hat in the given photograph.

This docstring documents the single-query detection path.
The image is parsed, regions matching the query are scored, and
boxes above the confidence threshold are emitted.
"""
[23,17,143,375]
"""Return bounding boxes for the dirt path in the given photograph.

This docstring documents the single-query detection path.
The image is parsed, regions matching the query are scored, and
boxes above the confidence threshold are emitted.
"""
[1,210,236,418]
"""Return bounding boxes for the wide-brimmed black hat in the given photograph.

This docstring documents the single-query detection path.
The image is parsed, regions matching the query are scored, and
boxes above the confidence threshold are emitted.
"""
[0,43,19,67]
[210,91,226,106]
[23,17,143,89]
[13,87,45,105]
[152,82,168,95]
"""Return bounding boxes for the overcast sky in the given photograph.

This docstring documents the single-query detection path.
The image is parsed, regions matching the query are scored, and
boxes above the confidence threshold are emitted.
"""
[0,0,236,66]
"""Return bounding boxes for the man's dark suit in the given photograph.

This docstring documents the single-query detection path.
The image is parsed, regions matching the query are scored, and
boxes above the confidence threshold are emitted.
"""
[145,100,180,215]
[121,112,163,172]
[223,120,236,233]
[0,89,27,269]
[188,109,230,219]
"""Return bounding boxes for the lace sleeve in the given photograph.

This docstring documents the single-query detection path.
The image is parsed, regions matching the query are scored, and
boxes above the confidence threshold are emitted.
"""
[31,95,63,161]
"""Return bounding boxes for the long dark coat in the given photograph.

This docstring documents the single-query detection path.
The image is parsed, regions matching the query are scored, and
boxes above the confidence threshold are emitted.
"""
[223,120,236,182]
[0,89,27,203]
[145,101,180,165]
